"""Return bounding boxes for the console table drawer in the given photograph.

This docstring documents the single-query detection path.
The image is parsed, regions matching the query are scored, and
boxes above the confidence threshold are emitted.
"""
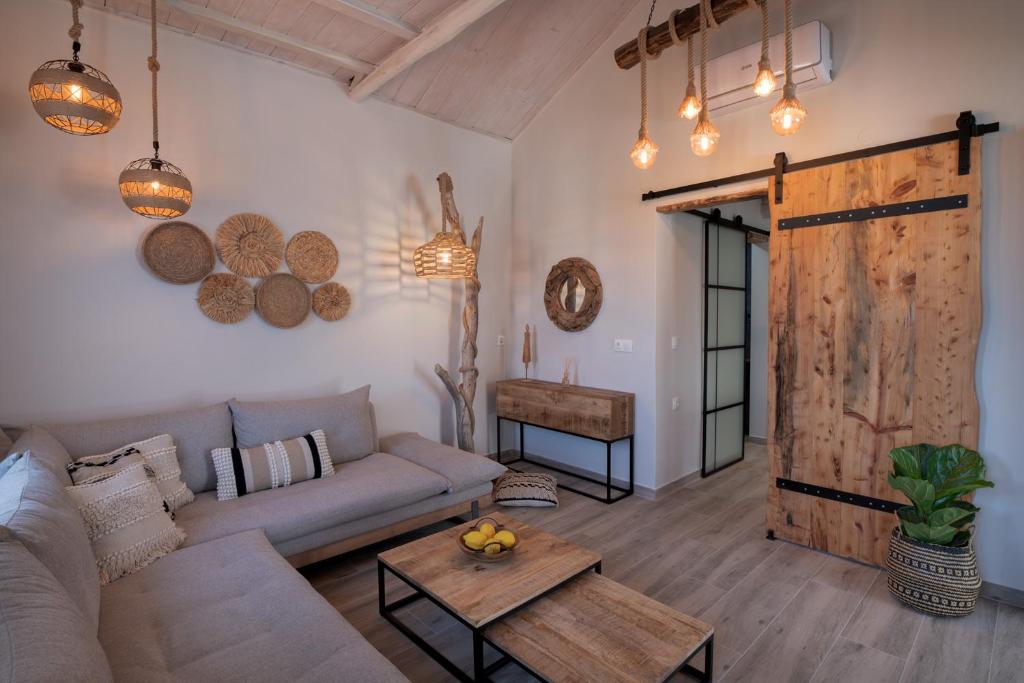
[495,379,634,441]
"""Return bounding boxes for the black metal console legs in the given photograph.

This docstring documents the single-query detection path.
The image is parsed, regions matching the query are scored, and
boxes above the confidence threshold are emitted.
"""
[495,416,634,504]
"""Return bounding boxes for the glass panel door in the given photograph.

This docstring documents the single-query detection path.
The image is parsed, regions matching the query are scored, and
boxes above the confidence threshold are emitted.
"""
[702,219,751,476]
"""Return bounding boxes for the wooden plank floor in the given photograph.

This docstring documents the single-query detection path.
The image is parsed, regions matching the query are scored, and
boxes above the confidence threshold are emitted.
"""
[302,444,1023,683]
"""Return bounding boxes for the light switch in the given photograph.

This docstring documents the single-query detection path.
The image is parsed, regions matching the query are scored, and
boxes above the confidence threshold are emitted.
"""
[613,339,634,353]
[497,335,505,346]
[672,397,680,410]
[671,336,678,350]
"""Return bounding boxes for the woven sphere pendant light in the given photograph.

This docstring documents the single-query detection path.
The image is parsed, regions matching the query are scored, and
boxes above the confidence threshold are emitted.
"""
[29,0,122,135]
[752,0,777,96]
[413,228,476,279]
[770,0,806,135]
[119,0,192,219]
[629,24,658,169]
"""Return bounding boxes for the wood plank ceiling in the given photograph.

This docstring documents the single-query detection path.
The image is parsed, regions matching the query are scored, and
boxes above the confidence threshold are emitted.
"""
[84,0,638,139]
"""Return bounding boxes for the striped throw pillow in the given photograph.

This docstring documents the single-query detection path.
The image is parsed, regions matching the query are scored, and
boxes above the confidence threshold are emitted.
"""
[493,472,559,507]
[211,430,334,501]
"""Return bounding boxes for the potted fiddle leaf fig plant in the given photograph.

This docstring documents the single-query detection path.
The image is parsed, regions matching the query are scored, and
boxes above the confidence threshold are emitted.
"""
[886,444,994,616]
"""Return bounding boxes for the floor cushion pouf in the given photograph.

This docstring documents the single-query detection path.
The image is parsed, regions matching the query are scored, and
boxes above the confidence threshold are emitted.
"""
[493,472,558,507]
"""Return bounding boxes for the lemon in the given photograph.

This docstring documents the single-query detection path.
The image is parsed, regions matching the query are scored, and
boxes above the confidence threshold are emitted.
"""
[463,531,488,550]
[483,541,503,555]
[493,530,517,549]
[478,522,497,538]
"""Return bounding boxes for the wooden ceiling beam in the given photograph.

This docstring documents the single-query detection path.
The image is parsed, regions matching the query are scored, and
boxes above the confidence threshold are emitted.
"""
[312,0,420,41]
[614,0,755,70]
[163,0,376,74]
[348,0,508,102]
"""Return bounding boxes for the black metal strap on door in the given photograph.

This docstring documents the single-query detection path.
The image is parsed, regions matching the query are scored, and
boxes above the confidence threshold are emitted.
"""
[641,110,998,203]
[777,194,969,230]
[775,477,903,513]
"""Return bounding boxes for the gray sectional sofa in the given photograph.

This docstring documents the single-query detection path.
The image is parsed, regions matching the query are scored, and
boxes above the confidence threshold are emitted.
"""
[0,390,505,682]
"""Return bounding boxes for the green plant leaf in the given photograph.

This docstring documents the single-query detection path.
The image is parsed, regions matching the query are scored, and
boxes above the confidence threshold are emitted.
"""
[951,529,973,547]
[888,474,936,513]
[888,446,924,479]
[928,507,975,529]
[901,520,959,546]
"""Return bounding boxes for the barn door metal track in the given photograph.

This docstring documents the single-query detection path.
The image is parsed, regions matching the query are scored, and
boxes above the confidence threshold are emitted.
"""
[775,477,903,513]
[641,111,998,203]
[777,194,969,230]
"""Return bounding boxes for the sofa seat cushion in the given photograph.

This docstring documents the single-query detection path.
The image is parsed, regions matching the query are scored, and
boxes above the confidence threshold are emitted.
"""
[379,432,507,493]
[98,529,408,683]
[44,402,233,495]
[175,453,450,548]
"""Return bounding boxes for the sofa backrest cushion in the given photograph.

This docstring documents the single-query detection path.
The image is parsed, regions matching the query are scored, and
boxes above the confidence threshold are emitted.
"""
[44,402,233,494]
[7,425,73,482]
[0,528,113,682]
[0,454,101,629]
[230,386,376,464]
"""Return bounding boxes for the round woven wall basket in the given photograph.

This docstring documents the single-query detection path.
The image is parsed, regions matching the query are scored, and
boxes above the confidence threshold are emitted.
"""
[141,222,215,284]
[312,282,351,321]
[286,231,338,284]
[256,273,311,328]
[886,527,980,616]
[198,273,254,324]
[216,213,284,278]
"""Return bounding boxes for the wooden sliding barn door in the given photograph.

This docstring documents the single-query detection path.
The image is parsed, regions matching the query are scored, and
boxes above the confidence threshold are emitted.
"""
[766,138,982,565]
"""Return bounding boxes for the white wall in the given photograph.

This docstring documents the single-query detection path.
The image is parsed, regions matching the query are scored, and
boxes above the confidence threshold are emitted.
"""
[511,0,1024,590]
[0,0,512,454]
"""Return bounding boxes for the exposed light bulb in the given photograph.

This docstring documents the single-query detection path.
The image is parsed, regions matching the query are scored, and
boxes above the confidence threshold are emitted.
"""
[769,84,807,136]
[68,83,83,101]
[678,81,701,120]
[630,133,658,169]
[439,250,451,265]
[689,117,720,157]
[753,63,777,97]
[150,180,161,191]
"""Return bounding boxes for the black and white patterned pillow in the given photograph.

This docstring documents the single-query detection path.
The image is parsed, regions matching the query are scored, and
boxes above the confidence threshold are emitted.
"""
[493,472,558,507]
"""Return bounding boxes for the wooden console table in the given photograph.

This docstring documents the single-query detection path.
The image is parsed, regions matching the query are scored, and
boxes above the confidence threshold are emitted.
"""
[495,379,635,504]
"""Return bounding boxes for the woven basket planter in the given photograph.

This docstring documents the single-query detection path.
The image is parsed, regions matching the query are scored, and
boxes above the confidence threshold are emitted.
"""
[886,527,980,616]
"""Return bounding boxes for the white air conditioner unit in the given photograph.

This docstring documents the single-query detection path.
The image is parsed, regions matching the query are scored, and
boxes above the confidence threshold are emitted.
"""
[706,20,831,114]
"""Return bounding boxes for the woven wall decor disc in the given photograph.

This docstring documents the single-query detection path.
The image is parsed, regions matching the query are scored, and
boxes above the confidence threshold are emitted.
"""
[312,282,351,321]
[141,222,215,284]
[256,273,311,328]
[286,231,338,284]
[215,213,284,278]
[198,273,254,324]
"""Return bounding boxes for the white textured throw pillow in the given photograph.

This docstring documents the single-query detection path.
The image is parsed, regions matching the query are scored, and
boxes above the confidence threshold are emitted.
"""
[211,429,334,501]
[67,434,194,512]
[64,462,185,584]
[493,472,559,507]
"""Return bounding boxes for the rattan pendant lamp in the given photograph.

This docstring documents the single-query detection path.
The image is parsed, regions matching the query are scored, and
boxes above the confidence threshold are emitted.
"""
[413,209,476,279]
[673,11,701,121]
[752,0,777,96]
[769,0,806,135]
[29,0,122,135]
[629,0,659,169]
[118,0,192,219]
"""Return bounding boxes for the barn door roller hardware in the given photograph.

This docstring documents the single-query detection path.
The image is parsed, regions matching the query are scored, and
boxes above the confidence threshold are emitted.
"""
[641,110,999,203]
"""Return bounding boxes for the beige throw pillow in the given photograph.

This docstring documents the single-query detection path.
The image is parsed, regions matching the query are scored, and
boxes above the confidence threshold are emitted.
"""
[65,462,185,584]
[211,429,334,501]
[68,434,194,512]
[493,472,559,507]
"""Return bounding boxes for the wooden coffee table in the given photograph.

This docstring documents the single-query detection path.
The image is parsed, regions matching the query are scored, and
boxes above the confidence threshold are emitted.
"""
[377,512,602,682]
[377,512,713,682]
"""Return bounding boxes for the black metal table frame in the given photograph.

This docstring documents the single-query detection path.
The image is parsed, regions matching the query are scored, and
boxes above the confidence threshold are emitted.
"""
[496,415,635,504]
[377,558,602,683]
[378,556,713,682]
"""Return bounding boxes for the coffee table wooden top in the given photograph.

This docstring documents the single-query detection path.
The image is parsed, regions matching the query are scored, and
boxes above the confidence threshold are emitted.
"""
[485,573,713,683]
[377,512,600,628]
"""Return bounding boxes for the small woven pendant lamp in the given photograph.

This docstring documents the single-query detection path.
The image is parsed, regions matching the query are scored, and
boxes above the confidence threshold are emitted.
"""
[752,0,777,96]
[413,215,476,279]
[668,10,700,121]
[118,0,192,219]
[769,0,807,135]
[690,0,720,157]
[29,0,122,135]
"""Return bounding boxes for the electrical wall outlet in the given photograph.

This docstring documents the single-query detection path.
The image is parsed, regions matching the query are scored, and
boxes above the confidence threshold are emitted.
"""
[672,397,680,410]
[671,336,678,350]
[613,339,634,353]
[497,335,505,346]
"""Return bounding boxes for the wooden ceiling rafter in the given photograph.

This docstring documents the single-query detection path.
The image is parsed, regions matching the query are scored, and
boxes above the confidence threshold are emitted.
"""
[313,0,421,41]
[162,0,376,74]
[348,0,509,101]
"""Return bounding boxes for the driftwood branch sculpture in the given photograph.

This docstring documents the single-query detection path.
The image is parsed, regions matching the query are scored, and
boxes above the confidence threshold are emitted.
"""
[433,172,483,452]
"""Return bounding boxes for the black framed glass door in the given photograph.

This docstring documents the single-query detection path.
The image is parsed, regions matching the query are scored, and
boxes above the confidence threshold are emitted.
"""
[701,216,752,477]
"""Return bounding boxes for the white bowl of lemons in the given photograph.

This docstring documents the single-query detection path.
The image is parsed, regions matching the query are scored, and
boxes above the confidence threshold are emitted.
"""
[457,517,518,561]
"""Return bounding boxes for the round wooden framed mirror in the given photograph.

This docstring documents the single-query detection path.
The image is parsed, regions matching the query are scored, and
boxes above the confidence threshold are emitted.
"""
[544,257,602,332]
